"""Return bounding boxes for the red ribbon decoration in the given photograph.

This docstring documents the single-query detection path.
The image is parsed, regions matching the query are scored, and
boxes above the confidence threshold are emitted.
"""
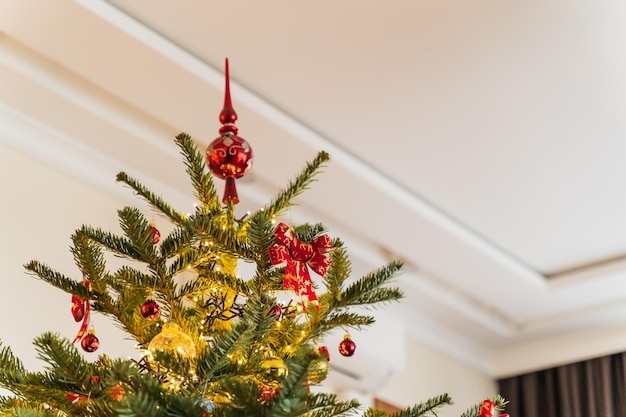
[268,223,332,310]
[71,279,91,344]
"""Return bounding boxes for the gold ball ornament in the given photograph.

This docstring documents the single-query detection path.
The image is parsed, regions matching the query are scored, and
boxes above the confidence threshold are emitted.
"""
[148,322,196,365]
[307,356,330,383]
[259,356,288,387]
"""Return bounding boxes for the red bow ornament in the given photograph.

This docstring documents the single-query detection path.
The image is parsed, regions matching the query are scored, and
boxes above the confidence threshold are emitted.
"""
[71,279,91,344]
[268,223,332,310]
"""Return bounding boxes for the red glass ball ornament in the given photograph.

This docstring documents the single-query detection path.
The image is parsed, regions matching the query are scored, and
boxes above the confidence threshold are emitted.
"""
[81,331,100,353]
[259,384,280,402]
[141,299,160,320]
[318,345,330,361]
[148,224,160,244]
[206,134,253,203]
[268,305,283,320]
[338,334,356,357]
[206,135,253,179]
[110,384,125,401]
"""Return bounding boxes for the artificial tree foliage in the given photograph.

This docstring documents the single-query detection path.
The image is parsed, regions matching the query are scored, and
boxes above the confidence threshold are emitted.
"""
[0,132,506,417]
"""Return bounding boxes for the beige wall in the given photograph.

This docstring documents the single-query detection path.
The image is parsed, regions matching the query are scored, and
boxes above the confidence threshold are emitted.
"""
[376,338,497,417]
[0,144,136,369]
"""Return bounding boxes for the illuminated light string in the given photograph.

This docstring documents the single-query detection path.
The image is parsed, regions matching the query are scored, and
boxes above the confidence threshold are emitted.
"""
[140,202,311,369]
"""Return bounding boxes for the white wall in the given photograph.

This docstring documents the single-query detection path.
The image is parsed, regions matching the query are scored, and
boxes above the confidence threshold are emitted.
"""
[0,143,137,370]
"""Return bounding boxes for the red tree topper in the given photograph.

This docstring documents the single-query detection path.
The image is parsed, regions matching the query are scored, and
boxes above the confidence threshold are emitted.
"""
[205,58,253,204]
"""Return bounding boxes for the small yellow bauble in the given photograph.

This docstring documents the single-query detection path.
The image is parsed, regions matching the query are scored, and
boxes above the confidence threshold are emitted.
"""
[259,357,288,387]
[148,322,196,363]
[307,356,330,383]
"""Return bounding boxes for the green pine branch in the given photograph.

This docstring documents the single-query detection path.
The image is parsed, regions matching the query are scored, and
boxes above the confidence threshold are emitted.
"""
[308,393,360,417]
[23,261,90,299]
[174,132,221,212]
[246,216,277,280]
[78,225,143,261]
[177,271,250,301]
[116,171,187,225]
[4,404,65,417]
[71,231,107,282]
[292,223,328,243]
[195,318,253,383]
[267,352,311,417]
[0,396,66,417]
[459,395,508,417]
[389,394,453,417]
[249,151,330,223]
[0,341,26,392]
[33,333,91,389]
[110,266,160,292]
[322,242,351,301]
[185,212,254,261]
[116,207,159,265]
[318,312,375,331]
[339,260,404,308]
[158,226,196,260]
[363,408,388,417]
[167,248,205,277]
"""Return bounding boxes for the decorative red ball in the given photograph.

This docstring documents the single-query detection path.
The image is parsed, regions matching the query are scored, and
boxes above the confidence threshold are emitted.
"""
[206,135,253,181]
[338,334,356,357]
[148,224,160,244]
[141,299,160,320]
[110,384,125,401]
[81,332,99,353]
[318,345,330,361]
[259,384,280,402]
[268,305,283,320]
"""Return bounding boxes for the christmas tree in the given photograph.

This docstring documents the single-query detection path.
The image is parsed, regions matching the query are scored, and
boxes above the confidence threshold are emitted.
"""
[0,60,507,417]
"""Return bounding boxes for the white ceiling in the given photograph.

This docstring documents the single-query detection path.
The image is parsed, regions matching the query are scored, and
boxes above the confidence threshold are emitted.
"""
[2,0,626,378]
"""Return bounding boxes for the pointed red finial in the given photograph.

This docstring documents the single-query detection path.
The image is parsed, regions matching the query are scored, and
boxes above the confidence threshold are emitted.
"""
[219,58,238,135]
[206,58,254,205]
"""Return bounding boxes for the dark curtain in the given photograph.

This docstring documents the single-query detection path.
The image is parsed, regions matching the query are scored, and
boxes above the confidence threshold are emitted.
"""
[498,352,626,417]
